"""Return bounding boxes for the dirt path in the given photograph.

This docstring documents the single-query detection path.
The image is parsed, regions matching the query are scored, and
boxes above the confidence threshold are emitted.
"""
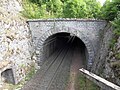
[66,45,85,90]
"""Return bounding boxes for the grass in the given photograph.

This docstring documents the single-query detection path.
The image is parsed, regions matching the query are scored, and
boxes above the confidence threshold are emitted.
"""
[0,81,24,90]
[109,38,117,49]
[75,73,100,90]
[25,65,36,81]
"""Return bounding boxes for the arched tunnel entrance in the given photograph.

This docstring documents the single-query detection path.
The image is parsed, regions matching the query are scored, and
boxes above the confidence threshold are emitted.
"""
[22,20,107,90]
[22,33,92,90]
[41,32,88,69]
[36,32,89,90]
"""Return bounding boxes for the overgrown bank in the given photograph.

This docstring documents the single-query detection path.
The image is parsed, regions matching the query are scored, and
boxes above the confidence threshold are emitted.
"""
[92,0,120,86]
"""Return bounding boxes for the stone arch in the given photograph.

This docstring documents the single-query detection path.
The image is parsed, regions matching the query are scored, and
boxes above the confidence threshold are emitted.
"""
[36,26,95,69]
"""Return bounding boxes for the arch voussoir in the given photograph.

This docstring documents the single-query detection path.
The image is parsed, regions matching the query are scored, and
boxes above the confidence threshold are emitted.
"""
[36,26,95,69]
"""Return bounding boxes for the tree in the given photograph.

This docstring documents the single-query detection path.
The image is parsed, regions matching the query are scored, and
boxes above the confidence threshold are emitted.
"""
[112,12,120,37]
[46,0,63,17]
[62,0,101,18]
[62,0,88,18]
[100,0,120,21]
[22,0,102,19]
[85,0,101,18]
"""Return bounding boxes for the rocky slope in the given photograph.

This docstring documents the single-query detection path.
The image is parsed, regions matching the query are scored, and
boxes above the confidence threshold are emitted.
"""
[0,0,34,84]
[92,23,120,86]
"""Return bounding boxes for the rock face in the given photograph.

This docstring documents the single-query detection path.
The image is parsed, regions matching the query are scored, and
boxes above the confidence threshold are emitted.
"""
[0,0,33,84]
[104,36,120,86]
[92,23,120,86]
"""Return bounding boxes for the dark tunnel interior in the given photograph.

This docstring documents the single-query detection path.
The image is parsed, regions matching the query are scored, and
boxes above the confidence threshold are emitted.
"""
[41,32,88,68]
[22,33,93,90]
[1,69,15,84]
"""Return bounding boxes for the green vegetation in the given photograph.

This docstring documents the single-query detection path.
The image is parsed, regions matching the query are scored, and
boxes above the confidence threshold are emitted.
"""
[99,0,120,21]
[109,38,117,49]
[63,0,101,18]
[25,65,36,81]
[21,0,120,88]
[22,0,101,19]
[75,73,100,90]
[22,0,120,59]
[100,0,120,81]
[22,0,119,23]
[100,0,120,30]
[112,12,120,37]
[99,0,120,49]
[0,83,22,90]
[22,0,46,19]
[105,3,120,67]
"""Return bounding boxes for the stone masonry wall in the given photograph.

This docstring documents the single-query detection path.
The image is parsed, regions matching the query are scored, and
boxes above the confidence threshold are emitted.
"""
[28,19,107,69]
[92,23,113,74]
[0,0,33,84]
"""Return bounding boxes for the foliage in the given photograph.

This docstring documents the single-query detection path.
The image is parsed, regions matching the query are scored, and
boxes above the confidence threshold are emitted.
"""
[100,0,120,21]
[22,0,63,18]
[109,38,117,49]
[62,0,101,18]
[1,82,23,90]
[22,0,46,19]
[100,0,120,50]
[112,12,120,37]
[25,65,36,81]
[84,0,101,18]
[75,73,100,90]
[22,0,101,19]
[22,0,119,20]
[109,12,120,49]
[62,0,87,18]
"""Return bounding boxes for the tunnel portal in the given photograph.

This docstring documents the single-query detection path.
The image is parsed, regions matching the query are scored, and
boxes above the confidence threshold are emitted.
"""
[28,19,107,69]
[38,32,88,69]
[36,29,95,69]
[22,33,89,90]
[22,19,107,90]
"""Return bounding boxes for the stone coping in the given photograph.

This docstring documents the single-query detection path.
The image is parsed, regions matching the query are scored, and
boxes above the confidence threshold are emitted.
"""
[27,18,106,22]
